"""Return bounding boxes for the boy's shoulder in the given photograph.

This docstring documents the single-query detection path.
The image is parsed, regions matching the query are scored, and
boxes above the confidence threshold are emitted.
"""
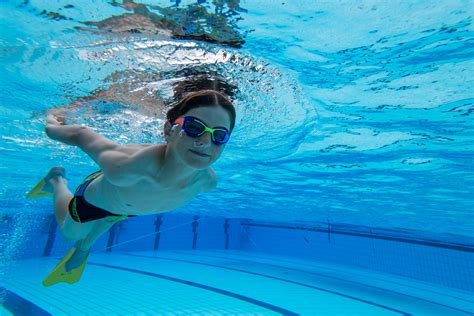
[200,167,217,192]
[120,143,163,154]
[120,143,165,174]
[144,144,166,171]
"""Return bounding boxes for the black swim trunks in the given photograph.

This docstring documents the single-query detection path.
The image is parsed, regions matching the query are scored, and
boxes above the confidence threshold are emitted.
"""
[68,171,135,223]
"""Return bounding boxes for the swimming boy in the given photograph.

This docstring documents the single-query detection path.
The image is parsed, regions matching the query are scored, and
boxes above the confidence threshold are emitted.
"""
[28,90,235,286]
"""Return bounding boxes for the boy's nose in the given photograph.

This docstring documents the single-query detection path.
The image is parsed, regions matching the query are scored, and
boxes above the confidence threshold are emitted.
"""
[195,132,212,146]
[200,132,212,143]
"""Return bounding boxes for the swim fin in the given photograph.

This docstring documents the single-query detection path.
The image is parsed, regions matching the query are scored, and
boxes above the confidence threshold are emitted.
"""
[42,246,89,287]
[26,179,52,198]
[26,167,65,199]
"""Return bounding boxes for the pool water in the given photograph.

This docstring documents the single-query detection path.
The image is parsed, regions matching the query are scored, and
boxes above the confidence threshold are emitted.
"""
[1,0,473,315]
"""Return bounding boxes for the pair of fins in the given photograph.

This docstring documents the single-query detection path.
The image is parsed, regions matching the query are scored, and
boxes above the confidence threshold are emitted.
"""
[26,167,89,286]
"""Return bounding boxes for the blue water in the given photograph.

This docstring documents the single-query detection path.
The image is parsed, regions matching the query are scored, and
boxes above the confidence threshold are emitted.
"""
[1,0,473,315]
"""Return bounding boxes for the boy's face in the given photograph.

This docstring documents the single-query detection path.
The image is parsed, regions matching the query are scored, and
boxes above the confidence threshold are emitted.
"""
[168,105,231,169]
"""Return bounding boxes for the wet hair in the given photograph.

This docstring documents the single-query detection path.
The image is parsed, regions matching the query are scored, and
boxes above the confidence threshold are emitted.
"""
[166,89,236,132]
[170,68,238,101]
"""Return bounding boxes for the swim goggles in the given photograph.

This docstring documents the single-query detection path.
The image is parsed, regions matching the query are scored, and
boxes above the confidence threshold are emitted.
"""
[173,116,230,145]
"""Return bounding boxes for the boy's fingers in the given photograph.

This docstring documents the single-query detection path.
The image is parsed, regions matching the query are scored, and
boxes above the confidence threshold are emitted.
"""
[58,116,67,124]
[46,113,67,125]
[46,114,59,125]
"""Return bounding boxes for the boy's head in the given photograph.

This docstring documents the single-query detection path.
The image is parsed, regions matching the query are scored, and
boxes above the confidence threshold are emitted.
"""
[166,90,235,131]
[164,90,236,169]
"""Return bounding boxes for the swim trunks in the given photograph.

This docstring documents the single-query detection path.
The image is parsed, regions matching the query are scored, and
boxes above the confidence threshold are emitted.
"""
[68,171,135,223]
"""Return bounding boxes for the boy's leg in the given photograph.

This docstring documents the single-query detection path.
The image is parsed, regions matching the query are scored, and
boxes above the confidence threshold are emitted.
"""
[47,168,93,241]
[49,175,72,227]
[65,218,117,271]
[79,218,118,251]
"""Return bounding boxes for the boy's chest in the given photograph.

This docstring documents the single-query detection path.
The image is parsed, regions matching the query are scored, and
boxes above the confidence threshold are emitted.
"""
[116,176,206,213]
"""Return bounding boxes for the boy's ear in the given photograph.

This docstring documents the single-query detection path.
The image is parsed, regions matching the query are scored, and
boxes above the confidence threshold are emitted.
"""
[164,121,172,136]
[164,121,173,143]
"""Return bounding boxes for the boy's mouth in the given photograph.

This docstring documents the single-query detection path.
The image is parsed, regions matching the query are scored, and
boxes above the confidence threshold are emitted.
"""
[189,149,211,157]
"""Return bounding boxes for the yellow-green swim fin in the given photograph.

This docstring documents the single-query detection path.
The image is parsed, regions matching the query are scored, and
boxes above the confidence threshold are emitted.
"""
[42,246,89,287]
[26,167,65,198]
[26,179,52,198]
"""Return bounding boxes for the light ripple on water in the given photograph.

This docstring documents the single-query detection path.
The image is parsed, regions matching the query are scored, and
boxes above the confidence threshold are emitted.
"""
[0,1,473,239]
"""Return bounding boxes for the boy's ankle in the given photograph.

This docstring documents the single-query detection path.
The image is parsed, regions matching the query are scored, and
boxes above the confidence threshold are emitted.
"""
[75,240,90,252]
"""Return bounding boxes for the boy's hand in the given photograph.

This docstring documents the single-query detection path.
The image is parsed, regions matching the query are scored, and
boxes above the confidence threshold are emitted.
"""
[46,113,66,126]
[46,107,68,125]
[45,110,82,146]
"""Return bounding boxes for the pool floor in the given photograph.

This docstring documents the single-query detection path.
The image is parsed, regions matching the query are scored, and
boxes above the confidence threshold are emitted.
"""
[1,250,472,315]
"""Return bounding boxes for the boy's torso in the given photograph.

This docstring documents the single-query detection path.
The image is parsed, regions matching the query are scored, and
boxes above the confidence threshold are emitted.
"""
[81,144,211,215]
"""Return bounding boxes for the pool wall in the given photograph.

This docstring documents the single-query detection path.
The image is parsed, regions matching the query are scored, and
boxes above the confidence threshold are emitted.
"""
[2,212,473,293]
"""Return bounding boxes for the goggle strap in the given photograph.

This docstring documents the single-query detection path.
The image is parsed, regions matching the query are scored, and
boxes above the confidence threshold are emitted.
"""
[174,117,185,125]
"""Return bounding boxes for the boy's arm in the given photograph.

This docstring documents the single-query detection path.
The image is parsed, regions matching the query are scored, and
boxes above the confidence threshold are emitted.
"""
[45,114,154,185]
